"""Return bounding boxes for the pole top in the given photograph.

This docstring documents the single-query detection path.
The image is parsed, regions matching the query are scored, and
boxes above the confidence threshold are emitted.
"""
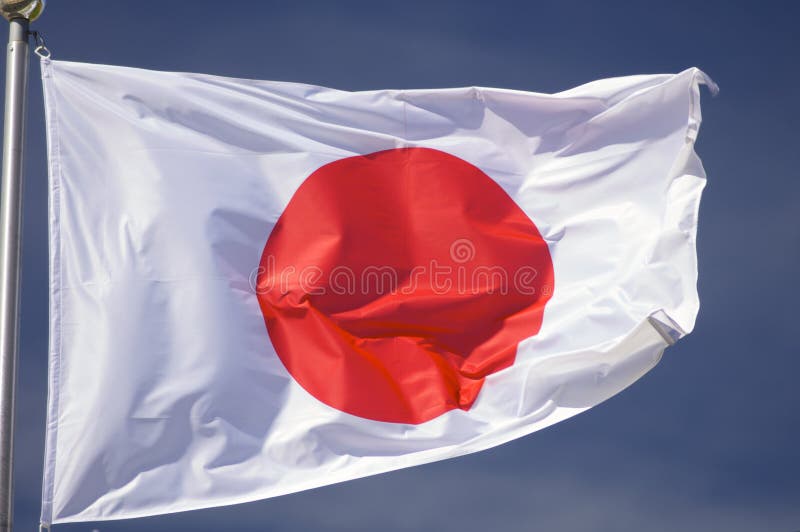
[0,0,45,22]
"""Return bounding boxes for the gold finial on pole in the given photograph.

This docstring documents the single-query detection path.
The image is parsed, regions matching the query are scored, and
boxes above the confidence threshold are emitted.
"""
[0,0,45,22]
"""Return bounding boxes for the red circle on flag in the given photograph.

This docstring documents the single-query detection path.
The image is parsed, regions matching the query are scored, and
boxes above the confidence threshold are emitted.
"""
[256,147,554,424]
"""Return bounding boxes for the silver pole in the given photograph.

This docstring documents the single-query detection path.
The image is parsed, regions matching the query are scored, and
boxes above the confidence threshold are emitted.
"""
[0,14,29,532]
[0,1,45,528]
[0,2,45,529]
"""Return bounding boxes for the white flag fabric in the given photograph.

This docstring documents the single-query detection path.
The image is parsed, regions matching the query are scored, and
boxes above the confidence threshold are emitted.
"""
[40,58,715,524]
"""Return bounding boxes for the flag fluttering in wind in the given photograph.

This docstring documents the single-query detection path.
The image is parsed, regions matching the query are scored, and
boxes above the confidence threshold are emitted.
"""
[39,59,715,524]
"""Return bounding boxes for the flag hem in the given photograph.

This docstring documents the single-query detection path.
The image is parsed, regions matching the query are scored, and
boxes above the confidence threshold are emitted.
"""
[39,57,62,527]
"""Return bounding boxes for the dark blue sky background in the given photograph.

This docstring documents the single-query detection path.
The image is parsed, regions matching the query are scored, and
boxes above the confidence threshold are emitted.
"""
[3,1,798,530]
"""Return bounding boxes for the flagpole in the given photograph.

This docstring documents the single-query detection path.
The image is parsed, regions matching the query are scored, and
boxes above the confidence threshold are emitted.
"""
[0,1,44,530]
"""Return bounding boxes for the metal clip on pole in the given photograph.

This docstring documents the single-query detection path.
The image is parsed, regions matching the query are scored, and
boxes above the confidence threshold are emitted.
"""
[30,31,48,59]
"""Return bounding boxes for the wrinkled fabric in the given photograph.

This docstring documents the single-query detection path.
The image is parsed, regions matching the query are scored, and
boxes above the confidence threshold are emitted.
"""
[40,58,715,524]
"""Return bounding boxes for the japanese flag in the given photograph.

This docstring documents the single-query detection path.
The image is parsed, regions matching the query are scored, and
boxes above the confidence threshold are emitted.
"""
[40,58,715,524]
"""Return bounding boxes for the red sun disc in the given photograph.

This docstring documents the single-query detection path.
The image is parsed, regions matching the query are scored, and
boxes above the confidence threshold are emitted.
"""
[256,147,553,424]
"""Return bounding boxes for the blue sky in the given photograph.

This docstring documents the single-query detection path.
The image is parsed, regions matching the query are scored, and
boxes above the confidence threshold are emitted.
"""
[4,1,799,530]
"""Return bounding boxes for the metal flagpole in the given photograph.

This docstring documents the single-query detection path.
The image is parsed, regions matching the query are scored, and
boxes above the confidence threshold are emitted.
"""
[0,1,45,530]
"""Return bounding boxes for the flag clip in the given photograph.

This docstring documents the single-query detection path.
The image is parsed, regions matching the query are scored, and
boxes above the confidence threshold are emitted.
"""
[31,30,50,59]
